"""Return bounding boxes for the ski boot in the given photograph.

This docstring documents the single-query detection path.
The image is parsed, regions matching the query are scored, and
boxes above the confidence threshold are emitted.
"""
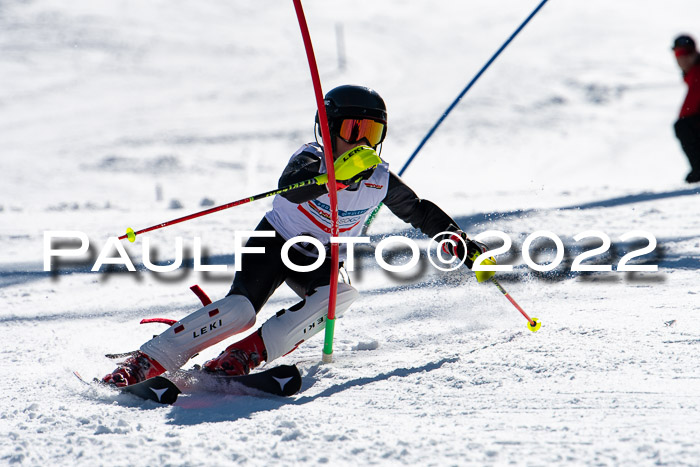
[203,330,266,376]
[102,351,166,387]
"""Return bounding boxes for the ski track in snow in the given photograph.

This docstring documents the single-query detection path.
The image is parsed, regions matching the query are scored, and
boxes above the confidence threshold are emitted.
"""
[2,0,700,465]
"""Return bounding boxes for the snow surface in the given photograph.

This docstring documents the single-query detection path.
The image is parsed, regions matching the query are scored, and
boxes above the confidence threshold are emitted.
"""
[2,0,700,465]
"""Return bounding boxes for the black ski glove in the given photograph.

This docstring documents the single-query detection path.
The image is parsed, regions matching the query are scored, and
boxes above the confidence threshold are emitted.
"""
[442,230,489,269]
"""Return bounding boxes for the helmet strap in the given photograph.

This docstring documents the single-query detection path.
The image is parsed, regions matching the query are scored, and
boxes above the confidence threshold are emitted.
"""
[314,121,322,146]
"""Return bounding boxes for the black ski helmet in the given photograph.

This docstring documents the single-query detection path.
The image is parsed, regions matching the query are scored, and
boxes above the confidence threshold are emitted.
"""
[323,85,387,123]
[315,85,387,147]
[672,34,696,51]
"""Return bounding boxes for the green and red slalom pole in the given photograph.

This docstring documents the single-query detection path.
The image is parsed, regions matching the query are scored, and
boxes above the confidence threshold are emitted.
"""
[292,0,341,363]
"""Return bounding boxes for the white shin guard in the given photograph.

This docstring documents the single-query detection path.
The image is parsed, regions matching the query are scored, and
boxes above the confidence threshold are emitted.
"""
[140,294,256,372]
[261,283,358,362]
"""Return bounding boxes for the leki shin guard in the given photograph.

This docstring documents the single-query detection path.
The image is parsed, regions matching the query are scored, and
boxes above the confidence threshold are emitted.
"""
[140,294,256,372]
[261,283,358,362]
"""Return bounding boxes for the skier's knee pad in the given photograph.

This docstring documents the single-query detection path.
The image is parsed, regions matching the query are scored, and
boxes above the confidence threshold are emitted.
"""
[261,283,358,362]
[140,294,256,372]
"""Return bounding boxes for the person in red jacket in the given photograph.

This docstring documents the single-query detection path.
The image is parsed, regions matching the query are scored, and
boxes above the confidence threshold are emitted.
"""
[672,35,700,183]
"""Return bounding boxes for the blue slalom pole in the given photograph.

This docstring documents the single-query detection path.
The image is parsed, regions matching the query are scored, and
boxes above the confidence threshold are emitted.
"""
[398,0,549,177]
[361,0,549,233]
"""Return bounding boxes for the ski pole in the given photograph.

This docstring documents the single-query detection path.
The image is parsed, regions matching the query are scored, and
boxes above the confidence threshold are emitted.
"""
[361,0,549,234]
[118,147,381,242]
[489,276,541,332]
[118,175,324,242]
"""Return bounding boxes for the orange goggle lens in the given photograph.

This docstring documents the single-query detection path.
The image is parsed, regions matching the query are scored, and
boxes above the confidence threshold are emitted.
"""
[338,119,386,147]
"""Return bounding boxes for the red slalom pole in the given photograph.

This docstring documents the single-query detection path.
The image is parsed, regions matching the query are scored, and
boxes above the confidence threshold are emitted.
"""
[292,0,341,363]
[490,277,541,332]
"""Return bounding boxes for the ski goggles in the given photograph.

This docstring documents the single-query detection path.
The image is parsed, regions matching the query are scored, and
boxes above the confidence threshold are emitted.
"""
[337,118,387,147]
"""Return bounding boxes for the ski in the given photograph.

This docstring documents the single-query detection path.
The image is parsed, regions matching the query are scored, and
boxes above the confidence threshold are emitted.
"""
[74,364,302,405]
[121,376,182,404]
[73,371,181,405]
[196,364,303,397]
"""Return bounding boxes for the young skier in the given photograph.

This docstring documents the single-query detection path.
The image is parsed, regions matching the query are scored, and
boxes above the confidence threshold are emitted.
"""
[103,84,490,386]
